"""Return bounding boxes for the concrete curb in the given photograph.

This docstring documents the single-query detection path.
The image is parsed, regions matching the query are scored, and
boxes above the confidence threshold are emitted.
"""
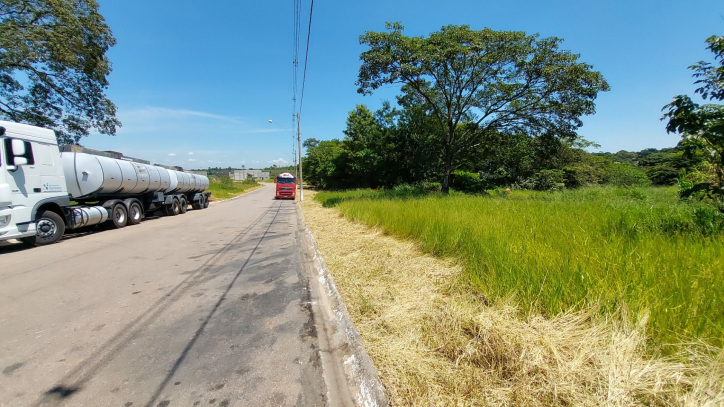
[297,203,389,407]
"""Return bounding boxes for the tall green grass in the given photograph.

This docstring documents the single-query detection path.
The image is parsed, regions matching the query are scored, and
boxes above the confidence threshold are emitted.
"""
[315,187,724,349]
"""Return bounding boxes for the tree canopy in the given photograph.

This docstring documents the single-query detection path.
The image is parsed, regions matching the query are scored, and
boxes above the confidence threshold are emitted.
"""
[357,23,610,192]
[0,0,120,144]
[303,103,679,192]
[662,35,724,198]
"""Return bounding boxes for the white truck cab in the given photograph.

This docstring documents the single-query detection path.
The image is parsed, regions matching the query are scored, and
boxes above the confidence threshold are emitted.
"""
[0,120,70,243]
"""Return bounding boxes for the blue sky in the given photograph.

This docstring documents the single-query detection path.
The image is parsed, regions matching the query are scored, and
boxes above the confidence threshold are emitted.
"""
[92,0,724,169]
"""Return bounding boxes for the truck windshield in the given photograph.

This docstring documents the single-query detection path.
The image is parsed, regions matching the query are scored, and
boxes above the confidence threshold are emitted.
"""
[277,178,295,184]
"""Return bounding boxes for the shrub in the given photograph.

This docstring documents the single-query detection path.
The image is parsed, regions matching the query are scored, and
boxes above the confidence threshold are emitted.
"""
[607,164,651,187]
[532,169,566,191]
[219,175,234,189]
[421,181,442,192]
[452,170,487,193]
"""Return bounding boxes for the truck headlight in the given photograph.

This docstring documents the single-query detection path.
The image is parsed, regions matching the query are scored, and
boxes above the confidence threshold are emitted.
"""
[0,214,10,227]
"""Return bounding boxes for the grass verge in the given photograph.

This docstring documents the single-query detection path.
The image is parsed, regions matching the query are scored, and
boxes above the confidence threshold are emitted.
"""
[207,179,262,201]
[315,186,724,350]
[302,189,724,405]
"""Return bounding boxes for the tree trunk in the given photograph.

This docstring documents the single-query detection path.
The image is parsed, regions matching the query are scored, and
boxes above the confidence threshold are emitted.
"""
[441,127,455,194]
[442,167,451,194]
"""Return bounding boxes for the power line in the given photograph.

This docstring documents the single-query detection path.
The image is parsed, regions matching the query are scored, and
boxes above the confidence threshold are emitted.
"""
[292,0,301,128]
[298,0,314,116]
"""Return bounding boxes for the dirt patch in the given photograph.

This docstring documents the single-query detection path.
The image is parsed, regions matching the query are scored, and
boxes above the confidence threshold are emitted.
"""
[301,191,724,406]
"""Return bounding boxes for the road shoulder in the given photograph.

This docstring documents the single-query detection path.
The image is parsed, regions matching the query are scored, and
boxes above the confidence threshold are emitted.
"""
[296,199,389,407]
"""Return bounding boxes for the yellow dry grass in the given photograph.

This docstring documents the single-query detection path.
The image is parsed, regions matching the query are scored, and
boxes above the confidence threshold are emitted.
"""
[301,191,724,406]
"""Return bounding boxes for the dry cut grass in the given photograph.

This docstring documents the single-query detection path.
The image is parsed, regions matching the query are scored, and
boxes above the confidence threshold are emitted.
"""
[301,191,724,406]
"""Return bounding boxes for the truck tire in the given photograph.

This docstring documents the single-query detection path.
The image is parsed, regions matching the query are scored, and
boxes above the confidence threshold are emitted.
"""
[168,198,180,216]
[111,203,128,228]
[21,210,66,246]
[179,197,188,214]
[128,202,143,225]
[192,199,201,210]
[202,195,210,209]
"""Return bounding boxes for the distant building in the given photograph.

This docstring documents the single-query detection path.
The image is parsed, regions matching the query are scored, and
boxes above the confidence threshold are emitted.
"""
[232,169,270,181]
[186,170,208,176]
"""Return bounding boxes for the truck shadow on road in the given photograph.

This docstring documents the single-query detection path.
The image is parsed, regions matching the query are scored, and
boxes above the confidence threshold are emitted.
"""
[0,213,166,255]
[33,203,283,407]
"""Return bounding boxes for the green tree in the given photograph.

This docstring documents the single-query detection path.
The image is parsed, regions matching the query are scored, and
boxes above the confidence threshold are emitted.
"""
[357,23,610,193]
[303,139,350,189]
[343,105,385,187]
[303,138,320,149]
[662,35,724,196]
[0,0,119,144]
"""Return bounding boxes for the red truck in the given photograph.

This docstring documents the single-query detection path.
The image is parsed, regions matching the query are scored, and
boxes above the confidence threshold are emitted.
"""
[275,173,297,199]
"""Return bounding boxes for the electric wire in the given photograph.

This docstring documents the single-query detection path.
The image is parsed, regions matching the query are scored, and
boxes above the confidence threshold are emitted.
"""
[298,0,314,116]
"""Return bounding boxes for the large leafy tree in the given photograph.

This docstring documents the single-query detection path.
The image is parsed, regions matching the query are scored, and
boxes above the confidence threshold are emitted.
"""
[662,35,724,197]
[357,23,610,193]
[0,0,120,144]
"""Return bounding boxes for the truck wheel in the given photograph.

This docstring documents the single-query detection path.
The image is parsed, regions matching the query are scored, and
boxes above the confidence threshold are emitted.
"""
[168,198,180,216]
[128,202,143,225]
[192,200,201,210]
[111,203,128,228]
[202,195,210,209]
[179,197,188,214]
[22,210,66,246]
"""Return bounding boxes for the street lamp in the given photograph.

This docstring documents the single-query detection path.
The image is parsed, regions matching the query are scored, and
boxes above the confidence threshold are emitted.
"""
[269,119,303,200]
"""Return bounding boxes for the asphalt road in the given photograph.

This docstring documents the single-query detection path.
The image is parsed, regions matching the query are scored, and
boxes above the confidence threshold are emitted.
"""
[0,185,334,407]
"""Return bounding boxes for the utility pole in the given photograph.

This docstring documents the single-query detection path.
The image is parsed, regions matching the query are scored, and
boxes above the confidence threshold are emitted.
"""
[296,112,303,201]
[293,138,297,179]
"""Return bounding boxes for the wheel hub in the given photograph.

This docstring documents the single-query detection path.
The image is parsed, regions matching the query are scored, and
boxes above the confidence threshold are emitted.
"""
[37,219,56,238]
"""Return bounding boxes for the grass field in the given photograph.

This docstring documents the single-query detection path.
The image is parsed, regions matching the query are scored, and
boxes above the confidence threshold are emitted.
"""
[207,179,261,200]
[315,186,724,350]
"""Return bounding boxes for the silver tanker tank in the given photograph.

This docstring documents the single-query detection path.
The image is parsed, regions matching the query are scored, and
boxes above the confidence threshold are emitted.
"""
[60,151,209,199]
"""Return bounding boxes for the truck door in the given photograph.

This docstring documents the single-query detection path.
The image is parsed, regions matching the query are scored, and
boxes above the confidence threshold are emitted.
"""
[0,139,10,206]
[3,137,38,198]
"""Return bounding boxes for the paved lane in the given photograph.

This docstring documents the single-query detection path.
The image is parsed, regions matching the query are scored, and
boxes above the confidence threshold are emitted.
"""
[0,185,330,407]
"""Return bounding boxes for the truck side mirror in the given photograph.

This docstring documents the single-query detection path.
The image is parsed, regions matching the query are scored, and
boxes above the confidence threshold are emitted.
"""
[11,139,26,155]
[4,138,35,171]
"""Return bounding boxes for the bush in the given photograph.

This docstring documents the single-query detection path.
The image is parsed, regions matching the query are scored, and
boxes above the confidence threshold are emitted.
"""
[452,170,487,193]
[607,164,651,187]
[219,175,234,189]
[692,205,724,235]
[421,181,442,192]
[564,155,611,188]
[532,169,566,191]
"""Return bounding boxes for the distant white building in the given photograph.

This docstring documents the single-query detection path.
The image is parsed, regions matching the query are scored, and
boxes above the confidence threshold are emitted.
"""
[232,169,270,181]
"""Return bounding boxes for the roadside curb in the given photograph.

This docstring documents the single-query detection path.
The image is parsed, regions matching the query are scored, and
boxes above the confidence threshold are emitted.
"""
[297,203,389,407]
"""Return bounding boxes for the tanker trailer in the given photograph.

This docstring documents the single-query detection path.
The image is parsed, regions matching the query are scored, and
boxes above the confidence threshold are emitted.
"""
[0,119,213,246]
[60,147,212,227]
